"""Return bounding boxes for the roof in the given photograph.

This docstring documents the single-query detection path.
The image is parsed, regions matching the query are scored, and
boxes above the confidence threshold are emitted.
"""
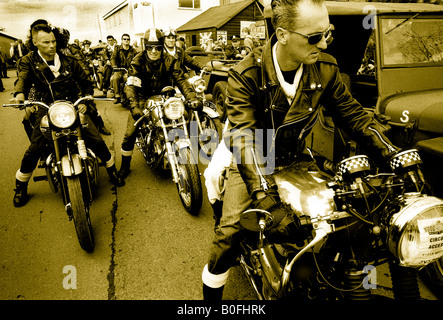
[177,0,261,32]
[263,1,443,17]
[0,31,18,41]
[103,0,128,20]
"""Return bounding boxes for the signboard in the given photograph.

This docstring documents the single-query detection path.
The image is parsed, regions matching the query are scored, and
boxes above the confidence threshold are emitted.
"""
[240,20,265,39]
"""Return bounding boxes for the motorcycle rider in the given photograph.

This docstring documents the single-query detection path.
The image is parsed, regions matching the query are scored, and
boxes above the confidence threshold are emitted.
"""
[101,35,116,97]
[11,21,124,207]
[117,28,202,179]
[163,27,208,77]
[201,0,401,300]
[110,33,137,105]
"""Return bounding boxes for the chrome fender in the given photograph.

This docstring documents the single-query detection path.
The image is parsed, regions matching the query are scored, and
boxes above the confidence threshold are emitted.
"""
[61,154,83,176]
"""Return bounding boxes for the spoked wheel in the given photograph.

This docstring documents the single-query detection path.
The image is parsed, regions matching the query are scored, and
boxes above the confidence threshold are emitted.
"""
[175,147,202,215]
[66,176,94,252]
[198,113,223,157]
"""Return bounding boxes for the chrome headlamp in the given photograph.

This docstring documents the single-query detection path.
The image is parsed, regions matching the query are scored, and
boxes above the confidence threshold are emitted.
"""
[387,194,443,268]
[48,102,77,128]
[188,75,206,93]
[164,97,185,120]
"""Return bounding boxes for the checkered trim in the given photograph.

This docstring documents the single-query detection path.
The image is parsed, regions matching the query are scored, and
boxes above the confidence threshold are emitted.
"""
[338,155,370,175]
[390,149,422,171]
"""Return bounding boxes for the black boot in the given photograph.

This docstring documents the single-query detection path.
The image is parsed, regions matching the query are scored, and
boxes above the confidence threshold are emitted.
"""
[211,200,223,227]
[106,165,125,187]
[96,116,111,135]
[13,179,29,207]
[118,155,132,179]
[203,284,224,301]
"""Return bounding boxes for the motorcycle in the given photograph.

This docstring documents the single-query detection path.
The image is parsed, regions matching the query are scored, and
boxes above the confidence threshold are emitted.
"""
[112,67,129,108]
[238,149,443,300]
[88,58,102,90]
[4,96,99,252]
[186,71,223,157]
[134,86,203,215]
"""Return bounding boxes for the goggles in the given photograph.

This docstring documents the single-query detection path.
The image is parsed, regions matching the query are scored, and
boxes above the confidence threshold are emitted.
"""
[285,24,333,45]
[146,45,163,52]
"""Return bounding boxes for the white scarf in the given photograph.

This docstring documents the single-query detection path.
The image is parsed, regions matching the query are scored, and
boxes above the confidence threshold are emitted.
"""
[272,43,303,104]
[165,46,177,57]
[38,51,61,78]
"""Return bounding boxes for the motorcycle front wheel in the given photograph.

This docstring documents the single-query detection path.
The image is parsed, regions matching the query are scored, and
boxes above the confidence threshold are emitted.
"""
[175,147,202,215]
[421,257,443,299]
[66,176,94,252]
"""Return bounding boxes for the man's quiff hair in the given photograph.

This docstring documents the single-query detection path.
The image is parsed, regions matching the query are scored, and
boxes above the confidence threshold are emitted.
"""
[271,0,325,30]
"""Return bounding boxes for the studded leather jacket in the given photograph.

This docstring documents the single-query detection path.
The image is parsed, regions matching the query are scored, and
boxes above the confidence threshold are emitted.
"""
[224,35,399,197]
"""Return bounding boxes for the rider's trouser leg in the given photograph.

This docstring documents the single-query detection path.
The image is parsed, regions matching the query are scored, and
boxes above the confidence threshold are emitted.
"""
[202,164,252,300]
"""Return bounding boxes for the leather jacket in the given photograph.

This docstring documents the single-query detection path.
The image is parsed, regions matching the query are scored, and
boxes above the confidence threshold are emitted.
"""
[14,50,93,120]
[125,51,197,114]
[224,35,399,197]
[111,45,138,70]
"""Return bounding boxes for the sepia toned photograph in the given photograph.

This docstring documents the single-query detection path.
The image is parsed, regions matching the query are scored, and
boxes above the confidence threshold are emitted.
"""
[0,0,442,312]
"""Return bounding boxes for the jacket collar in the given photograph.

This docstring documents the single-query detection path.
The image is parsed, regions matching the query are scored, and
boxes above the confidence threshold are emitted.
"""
[261,34,323,93]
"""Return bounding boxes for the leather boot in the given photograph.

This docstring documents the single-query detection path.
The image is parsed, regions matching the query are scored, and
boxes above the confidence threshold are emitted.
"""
[203,284,224,301]
[13,179,29,207]
[106,165,125,187]
[96,115,111,135]
[118,155,132,179]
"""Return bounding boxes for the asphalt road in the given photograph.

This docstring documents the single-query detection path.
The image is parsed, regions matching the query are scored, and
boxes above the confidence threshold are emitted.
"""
[0,69,438,303]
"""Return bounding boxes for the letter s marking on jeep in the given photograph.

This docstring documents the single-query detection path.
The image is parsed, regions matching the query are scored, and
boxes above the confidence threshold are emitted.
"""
[400,110,410,123]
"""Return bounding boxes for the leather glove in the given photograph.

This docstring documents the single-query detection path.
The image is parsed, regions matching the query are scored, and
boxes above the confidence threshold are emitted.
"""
[131,106,143,121]
[78,103,87,114]
[250,188,288,227]
[189,99,203,112]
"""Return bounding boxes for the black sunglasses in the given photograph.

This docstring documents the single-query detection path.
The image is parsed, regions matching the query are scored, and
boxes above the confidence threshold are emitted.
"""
[122,38,130,41]
[285,25,333,45]
[146,45,163,52]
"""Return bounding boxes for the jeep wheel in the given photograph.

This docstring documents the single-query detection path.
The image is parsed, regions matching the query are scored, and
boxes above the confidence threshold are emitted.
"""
[212,81,228,122]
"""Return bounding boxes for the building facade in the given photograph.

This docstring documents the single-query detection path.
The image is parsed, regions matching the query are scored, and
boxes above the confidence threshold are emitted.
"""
[102,0,219,45]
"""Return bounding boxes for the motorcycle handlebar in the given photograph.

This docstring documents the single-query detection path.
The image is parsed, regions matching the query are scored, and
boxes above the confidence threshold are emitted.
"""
[113,67,128,73]
[3,96,95,110]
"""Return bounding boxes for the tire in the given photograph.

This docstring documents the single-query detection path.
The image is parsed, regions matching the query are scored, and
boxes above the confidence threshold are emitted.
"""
[66,176,94,252]
[421,257,443,299]
[198,111,223,157]
[212,81,228,122]
[175,147,202,215]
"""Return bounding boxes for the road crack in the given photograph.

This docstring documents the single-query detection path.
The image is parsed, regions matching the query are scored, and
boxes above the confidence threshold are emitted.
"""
[107,186,118,300]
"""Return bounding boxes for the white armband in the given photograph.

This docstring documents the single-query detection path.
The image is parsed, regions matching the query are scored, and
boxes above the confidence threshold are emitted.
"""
[126,76,142,87]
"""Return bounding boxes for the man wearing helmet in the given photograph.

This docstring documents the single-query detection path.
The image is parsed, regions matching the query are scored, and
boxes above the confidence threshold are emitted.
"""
[163,27,208,77]
[117,28,202,179]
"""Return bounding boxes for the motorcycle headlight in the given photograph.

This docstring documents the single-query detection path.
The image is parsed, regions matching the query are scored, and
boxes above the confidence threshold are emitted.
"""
[164,97,184,120]
[388,195,443,268]
[188,75,206,93]
[48,102,77,128]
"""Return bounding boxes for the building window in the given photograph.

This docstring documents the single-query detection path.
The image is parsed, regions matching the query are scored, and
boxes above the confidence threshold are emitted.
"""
[179,0,200,9]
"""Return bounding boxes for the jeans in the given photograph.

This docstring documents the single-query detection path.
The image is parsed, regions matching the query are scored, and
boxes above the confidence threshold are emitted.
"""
[206,163,252,275]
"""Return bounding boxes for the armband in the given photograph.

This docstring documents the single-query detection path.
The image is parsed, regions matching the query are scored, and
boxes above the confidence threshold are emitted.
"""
[126,76,142,87]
